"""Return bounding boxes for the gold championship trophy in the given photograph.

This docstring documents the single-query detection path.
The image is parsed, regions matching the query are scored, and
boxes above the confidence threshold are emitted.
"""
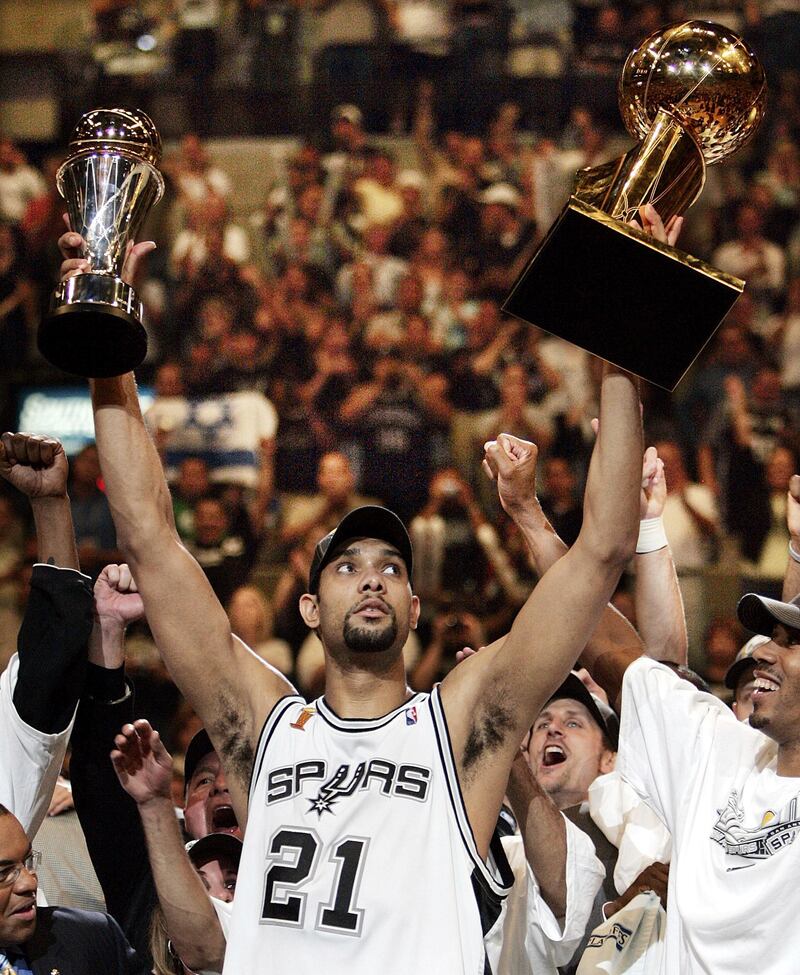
[38,108,164,378]
[503,21,767,390]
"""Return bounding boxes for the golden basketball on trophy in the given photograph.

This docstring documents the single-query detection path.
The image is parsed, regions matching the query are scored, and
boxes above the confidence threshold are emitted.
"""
[503,21,767,390]
[38,107,164,378]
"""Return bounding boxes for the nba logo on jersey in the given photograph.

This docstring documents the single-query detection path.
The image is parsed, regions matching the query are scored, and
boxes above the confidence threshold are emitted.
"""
[405,706,418,725]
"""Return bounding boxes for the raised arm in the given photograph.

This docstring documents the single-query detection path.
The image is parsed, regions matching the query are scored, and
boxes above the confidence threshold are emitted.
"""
[59,231,295,827]
[441,362,643,854]
[0,432,78,570]
[0,433,93,837]
[633,446,687,666]
[505,750,568,918]
[71,564,158,962]
[112,719,226,974]
[783,473,800,601]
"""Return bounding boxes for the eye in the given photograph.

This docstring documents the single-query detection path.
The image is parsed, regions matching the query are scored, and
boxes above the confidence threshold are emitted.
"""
[336,562,355,574]
[383,563,401,575]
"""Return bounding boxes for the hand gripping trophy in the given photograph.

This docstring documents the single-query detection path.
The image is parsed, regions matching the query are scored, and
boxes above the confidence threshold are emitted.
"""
[504,21,767,390]
[38,107,164,378]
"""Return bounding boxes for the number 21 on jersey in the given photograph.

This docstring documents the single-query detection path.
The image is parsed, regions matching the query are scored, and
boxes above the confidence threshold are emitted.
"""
[262,828,370,937]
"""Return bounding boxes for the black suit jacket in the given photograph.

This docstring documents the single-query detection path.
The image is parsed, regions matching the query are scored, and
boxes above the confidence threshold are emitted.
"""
[24,906,149,975]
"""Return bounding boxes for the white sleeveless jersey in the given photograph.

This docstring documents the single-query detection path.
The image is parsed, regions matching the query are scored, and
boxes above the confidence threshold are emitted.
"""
[223,687,512,974]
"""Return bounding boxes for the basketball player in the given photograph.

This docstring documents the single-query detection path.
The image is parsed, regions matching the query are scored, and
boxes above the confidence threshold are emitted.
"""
[59,227,645,971]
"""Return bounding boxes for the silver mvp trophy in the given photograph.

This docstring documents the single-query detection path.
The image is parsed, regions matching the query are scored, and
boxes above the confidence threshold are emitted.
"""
[38,107,164,377]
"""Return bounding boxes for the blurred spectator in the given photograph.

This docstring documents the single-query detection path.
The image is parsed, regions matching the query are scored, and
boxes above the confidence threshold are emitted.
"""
[472,361,554,466]
[713,202,786,325]
[170,194,251,275]
[765,277,800,418]
[741,444,798,585]
[169,133,232,207]
[188,494,256,605]
[352,146,405,227]
[339,349,447,520]
[539,455,583,546]
[0,221,36,363]
[0,138,46,225]
[702,616,742,691]
[338,223,409,307]
[411,608,485,689]
[68,444,120,576]
[699,368,792,552]
[171,456,211,541]
[410,467,527,626]
[465,182,537,297]
[281,451,376,548]
[226,584,292,675]
[389,0,451,133]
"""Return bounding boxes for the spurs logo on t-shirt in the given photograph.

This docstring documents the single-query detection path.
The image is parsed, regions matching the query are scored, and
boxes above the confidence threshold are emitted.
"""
[711,789,800,859]
[265,759,432,814]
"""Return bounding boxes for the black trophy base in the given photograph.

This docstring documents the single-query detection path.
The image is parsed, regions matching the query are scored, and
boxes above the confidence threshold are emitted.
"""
[39,303,147,379]
[502,199,744,390]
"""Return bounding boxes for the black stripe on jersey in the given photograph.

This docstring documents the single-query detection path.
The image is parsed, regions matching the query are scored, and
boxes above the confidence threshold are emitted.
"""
[249,695,306,806]
[473,831,514,975]
[429,687,513,899]
[315,692,428,732]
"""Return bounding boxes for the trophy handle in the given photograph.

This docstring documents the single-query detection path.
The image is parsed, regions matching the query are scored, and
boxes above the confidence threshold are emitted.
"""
[573,108,705,226]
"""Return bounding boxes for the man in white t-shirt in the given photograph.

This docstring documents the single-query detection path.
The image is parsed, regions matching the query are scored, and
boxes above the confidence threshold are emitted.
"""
[579,569,800,972]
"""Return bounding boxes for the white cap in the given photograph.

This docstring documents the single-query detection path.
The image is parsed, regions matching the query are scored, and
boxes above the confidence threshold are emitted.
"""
[480,182,521,208]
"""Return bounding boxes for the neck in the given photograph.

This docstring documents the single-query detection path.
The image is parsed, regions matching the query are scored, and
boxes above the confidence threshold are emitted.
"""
[323,652,412,718]
[552,788,589,811]
[777,739,800,777]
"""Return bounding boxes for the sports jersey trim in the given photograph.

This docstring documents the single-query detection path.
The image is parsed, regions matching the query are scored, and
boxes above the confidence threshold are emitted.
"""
[429,687,513,898]
[249,694,306,805]
[315,692,428,732]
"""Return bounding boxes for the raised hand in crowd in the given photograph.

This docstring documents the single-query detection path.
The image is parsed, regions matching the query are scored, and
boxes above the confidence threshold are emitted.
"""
[783,471,800,602]
[89,563,145,670]
[111,718,172,807]
[112,719,228,975]
[0,431,69,501]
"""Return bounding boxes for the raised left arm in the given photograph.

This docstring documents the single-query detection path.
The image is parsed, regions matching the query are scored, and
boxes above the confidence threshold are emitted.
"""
[441,362,642,856]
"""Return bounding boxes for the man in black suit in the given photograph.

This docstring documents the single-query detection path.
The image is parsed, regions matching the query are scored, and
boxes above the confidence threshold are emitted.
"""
[0,804,147,974]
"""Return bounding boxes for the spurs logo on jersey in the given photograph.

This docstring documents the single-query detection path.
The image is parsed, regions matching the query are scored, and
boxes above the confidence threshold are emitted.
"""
[266,758,432,814]
[711,789,800,859]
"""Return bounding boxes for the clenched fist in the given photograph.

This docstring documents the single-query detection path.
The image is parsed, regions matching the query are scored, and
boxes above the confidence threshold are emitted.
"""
[0,433,68,499]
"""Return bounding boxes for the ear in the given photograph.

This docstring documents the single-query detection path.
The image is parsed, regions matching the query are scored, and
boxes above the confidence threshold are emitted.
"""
[299,593,320,630]
[409,594,420,630]
[599,749,616,775]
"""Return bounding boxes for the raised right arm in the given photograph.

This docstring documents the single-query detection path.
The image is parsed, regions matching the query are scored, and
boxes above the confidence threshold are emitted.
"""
[88,369,293,822]
[783,473,800,601]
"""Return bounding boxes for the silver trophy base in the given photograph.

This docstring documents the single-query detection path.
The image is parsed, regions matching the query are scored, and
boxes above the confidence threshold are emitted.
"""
[39,273,148,378]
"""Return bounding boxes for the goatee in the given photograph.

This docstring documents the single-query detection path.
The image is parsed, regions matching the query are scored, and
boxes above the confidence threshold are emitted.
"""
[343,609,398,654]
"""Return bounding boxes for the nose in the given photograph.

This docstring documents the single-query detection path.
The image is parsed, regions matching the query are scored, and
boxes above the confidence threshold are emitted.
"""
[358,567,386,593]
[546,723,564,739]
[753,640,779,665]
[211,770,229,796]
[13,866,37,896]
